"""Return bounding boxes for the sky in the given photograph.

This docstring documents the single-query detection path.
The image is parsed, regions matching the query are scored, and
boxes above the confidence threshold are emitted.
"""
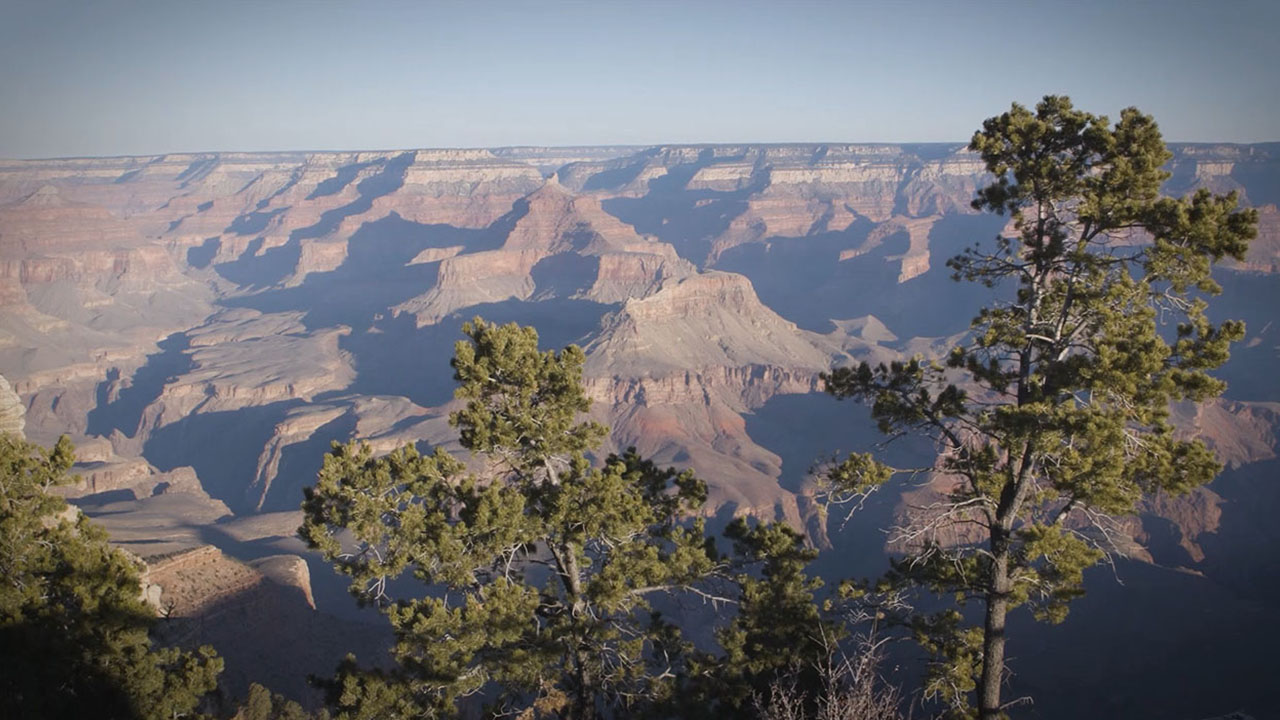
[1,0,1277,158]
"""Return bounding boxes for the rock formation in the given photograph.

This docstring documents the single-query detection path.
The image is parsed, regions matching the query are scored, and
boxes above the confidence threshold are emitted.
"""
[0,373,24,437]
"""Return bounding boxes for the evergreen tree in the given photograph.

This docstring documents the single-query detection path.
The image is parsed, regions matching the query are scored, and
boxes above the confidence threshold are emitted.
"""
[234,682,325,720]
[0,434,223,719]
[820,96,1256,718]
[300,319,725,719]
[695,519,830,716]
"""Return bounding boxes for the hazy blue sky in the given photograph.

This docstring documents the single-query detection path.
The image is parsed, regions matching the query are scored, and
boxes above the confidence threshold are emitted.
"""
[2,0,1277,158]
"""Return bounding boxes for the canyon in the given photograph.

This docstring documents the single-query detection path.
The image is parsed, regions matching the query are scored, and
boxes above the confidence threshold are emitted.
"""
[1,142,1278,717]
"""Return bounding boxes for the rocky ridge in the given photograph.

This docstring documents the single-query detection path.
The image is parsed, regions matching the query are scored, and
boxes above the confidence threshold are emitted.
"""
[0,373,24,437]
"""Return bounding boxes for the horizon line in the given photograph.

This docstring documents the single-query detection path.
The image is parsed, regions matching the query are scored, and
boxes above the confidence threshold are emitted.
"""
[6,139,1279,163]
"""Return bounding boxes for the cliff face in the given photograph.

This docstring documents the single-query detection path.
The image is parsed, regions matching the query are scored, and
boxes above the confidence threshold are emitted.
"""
[133,543,380,704]
[1233,204,1280,273]
[574,270,843,524]
[0,373,24,437]
[394,177,692,325]
[585,271,833,378]
[142,545,268,617]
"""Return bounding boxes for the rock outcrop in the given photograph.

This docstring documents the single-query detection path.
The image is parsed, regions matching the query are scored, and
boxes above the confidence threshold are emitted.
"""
[395,177,693,325]
[0,373,24,437]
[142,545,266,617]
[248,554,316,610]
[579,270,847,525]
[140,312,355,430]
[586,271,834,379]
[1232,204,1280,273]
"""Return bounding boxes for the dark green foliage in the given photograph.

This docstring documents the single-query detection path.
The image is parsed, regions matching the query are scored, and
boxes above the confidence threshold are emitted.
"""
[686,519,834,717]
[302,319,839,719]
[449,319,608,465]
[821,97,1256,718]
[0,434,223,719]
[235,682,325,720]
[301,319,728,719]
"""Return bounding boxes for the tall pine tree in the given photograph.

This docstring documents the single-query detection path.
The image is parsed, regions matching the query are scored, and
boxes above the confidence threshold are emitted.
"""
[301,319,723,719]
[821,96,1256,718]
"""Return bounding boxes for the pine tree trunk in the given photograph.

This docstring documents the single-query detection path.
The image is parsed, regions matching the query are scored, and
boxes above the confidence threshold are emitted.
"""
[979,540,1010,719]
[552,540,595,720]
[573,647,594,720]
